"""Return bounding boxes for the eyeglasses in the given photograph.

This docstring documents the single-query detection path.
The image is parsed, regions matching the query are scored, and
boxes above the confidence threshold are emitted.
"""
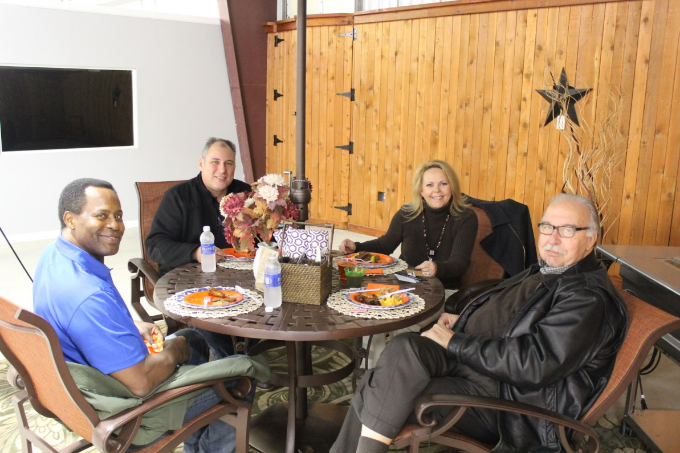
[537,223,590,238]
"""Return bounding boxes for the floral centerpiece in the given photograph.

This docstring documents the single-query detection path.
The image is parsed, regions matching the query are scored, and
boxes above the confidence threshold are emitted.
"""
[219,174,300,253]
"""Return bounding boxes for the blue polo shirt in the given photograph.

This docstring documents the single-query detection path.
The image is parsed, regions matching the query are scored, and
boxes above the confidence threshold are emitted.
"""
[33,235,147,375]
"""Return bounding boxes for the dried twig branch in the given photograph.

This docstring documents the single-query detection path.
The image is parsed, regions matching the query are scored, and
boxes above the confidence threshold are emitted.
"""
[558,91,626,242]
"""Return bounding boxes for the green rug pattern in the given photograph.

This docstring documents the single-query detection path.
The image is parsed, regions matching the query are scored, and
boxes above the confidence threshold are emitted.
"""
[0,345,650,452]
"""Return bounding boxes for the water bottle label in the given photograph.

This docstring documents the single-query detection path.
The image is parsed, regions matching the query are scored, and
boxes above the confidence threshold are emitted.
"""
[201,243,215,255]
[264,273,281,287]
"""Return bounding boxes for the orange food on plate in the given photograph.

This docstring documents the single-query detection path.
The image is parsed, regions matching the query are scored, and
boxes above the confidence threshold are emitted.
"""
[145,331,164,354]
[183,288,243,307]
[346,252,394,265]
[350,283,408,307]
[223,248,255,259]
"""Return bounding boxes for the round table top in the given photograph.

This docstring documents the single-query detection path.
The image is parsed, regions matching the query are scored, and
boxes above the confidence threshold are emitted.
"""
[154,263,445,342]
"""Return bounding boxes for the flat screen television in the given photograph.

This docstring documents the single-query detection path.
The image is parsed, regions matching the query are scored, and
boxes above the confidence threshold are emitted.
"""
[0,66,134,152]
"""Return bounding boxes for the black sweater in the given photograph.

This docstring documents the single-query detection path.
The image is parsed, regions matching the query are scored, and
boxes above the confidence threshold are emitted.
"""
[355,203,478,289]
[146,173,251,276]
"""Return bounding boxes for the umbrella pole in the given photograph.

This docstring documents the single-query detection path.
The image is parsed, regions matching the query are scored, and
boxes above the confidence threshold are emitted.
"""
[290,0,312,221]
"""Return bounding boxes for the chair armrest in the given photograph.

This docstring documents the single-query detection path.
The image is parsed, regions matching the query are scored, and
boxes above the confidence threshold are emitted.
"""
[445,279,502,314]
[128,258,162,324]
[92,376,252,453]
[128,258,160,286]
[7,366,24,390]
[414,393,599,453]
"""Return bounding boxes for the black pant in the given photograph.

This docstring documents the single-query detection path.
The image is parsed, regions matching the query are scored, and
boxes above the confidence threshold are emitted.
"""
[331,333,500,453]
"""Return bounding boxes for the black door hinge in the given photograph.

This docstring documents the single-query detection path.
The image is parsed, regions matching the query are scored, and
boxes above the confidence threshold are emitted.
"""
[274,89,284,101]
[335,142,354,154]
[274,135,284,146]
[337,88,355,101]
[275,35,285,47]
[334,203,352,215]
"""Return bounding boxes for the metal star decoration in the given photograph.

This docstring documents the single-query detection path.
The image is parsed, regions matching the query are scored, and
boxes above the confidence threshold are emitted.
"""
[536,68,591,127]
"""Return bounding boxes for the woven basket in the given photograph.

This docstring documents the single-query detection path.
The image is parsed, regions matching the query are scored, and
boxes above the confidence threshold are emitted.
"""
[281,261,332,305]
[279,221,334,305]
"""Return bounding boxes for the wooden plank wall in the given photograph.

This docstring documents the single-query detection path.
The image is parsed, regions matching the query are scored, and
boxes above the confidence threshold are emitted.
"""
[266,0,680,247]
[265,16,354,228]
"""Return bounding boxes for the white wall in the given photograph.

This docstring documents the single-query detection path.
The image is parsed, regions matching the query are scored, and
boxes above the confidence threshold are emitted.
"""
[0,3,245,242]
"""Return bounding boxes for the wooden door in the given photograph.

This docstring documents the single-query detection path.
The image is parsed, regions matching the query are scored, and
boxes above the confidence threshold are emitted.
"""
[265,18,354,229]
[266,29,297,185]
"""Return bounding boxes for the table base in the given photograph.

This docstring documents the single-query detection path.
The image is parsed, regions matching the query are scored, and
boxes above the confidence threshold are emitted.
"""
[250,402,348,453]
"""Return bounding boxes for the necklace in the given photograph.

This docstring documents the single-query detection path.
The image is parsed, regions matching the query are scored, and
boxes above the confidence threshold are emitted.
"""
[423,211,450,261]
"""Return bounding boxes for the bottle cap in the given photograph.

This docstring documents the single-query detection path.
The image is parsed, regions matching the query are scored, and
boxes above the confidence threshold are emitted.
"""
[203,226,210,232]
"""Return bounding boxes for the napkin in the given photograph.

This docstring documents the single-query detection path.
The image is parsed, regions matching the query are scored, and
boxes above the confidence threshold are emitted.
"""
[273,229,329,260]
[364,268,384,275]
[254,246,279,292]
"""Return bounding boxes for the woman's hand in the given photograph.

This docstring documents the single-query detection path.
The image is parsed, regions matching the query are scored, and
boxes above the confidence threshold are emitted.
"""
[339,239,357,254]
[416,261,437,278]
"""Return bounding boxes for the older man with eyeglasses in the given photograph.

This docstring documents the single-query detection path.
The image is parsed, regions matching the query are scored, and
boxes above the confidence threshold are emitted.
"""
[331,193,629,453]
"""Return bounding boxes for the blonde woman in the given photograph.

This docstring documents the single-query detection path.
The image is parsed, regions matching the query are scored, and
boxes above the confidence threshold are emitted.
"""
[339,160,477,290]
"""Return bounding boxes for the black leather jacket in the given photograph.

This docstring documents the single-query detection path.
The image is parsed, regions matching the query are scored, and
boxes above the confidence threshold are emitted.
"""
[447,252,628,452]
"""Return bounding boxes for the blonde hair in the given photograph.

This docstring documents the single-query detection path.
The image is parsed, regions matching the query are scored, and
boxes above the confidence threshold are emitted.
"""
[402,160,469,221]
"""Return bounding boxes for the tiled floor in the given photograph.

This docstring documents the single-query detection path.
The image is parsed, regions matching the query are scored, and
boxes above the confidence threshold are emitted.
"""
[2,228,679,435]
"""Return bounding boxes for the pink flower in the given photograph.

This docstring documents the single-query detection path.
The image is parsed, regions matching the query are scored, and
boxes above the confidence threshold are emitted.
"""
[220,192,249,218]
[220,174,299,252]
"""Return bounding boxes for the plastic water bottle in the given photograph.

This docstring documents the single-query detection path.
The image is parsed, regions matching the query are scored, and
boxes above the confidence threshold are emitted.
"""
[263,253,282,312]
[200,226,216,273]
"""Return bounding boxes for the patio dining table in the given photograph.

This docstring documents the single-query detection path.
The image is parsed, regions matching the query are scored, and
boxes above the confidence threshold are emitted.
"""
[154,262,445,453]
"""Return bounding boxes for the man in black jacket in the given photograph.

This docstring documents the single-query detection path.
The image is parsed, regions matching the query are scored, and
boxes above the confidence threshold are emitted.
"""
[331,194,628,453]
[146,137,250,277]
[146,137,251,360]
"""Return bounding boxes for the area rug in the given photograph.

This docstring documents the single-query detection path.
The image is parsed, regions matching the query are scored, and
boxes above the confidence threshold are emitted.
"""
[0,345,649,453]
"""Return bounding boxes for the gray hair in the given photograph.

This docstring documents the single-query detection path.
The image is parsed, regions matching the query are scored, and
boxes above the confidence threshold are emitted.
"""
[547,193,600,237]
[58,178,116,229]
[201,137,236,159]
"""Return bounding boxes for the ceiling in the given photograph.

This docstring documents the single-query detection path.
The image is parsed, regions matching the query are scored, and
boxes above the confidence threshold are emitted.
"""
[37,0,220,19]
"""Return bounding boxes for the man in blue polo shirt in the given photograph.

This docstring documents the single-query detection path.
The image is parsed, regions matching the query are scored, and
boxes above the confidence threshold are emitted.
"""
[33,178,241,452]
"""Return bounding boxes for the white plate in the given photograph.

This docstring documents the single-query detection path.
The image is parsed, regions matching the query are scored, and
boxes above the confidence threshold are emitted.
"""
[175,286,246,310]
[344,288,413,310]
[221,255,254,262]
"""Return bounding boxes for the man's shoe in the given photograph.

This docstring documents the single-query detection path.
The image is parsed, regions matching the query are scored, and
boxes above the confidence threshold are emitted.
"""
[256,380,275,390]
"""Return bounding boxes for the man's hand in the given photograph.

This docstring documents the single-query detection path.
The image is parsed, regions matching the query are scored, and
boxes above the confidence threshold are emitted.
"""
[193,247,226,262]
[135,321,162,345]
[437,313,459,330]
[421,323,455,349]
[110,335,190,397]
[164,336,191,364]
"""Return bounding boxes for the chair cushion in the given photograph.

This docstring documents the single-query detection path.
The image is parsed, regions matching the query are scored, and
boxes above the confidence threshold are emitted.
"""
[67,354,270,445]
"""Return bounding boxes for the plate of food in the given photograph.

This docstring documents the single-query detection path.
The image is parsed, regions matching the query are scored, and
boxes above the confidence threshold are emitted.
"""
[176,287,245,309]
[345,283,412,310]
[344,252,396,268]
[221,248,255,262]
